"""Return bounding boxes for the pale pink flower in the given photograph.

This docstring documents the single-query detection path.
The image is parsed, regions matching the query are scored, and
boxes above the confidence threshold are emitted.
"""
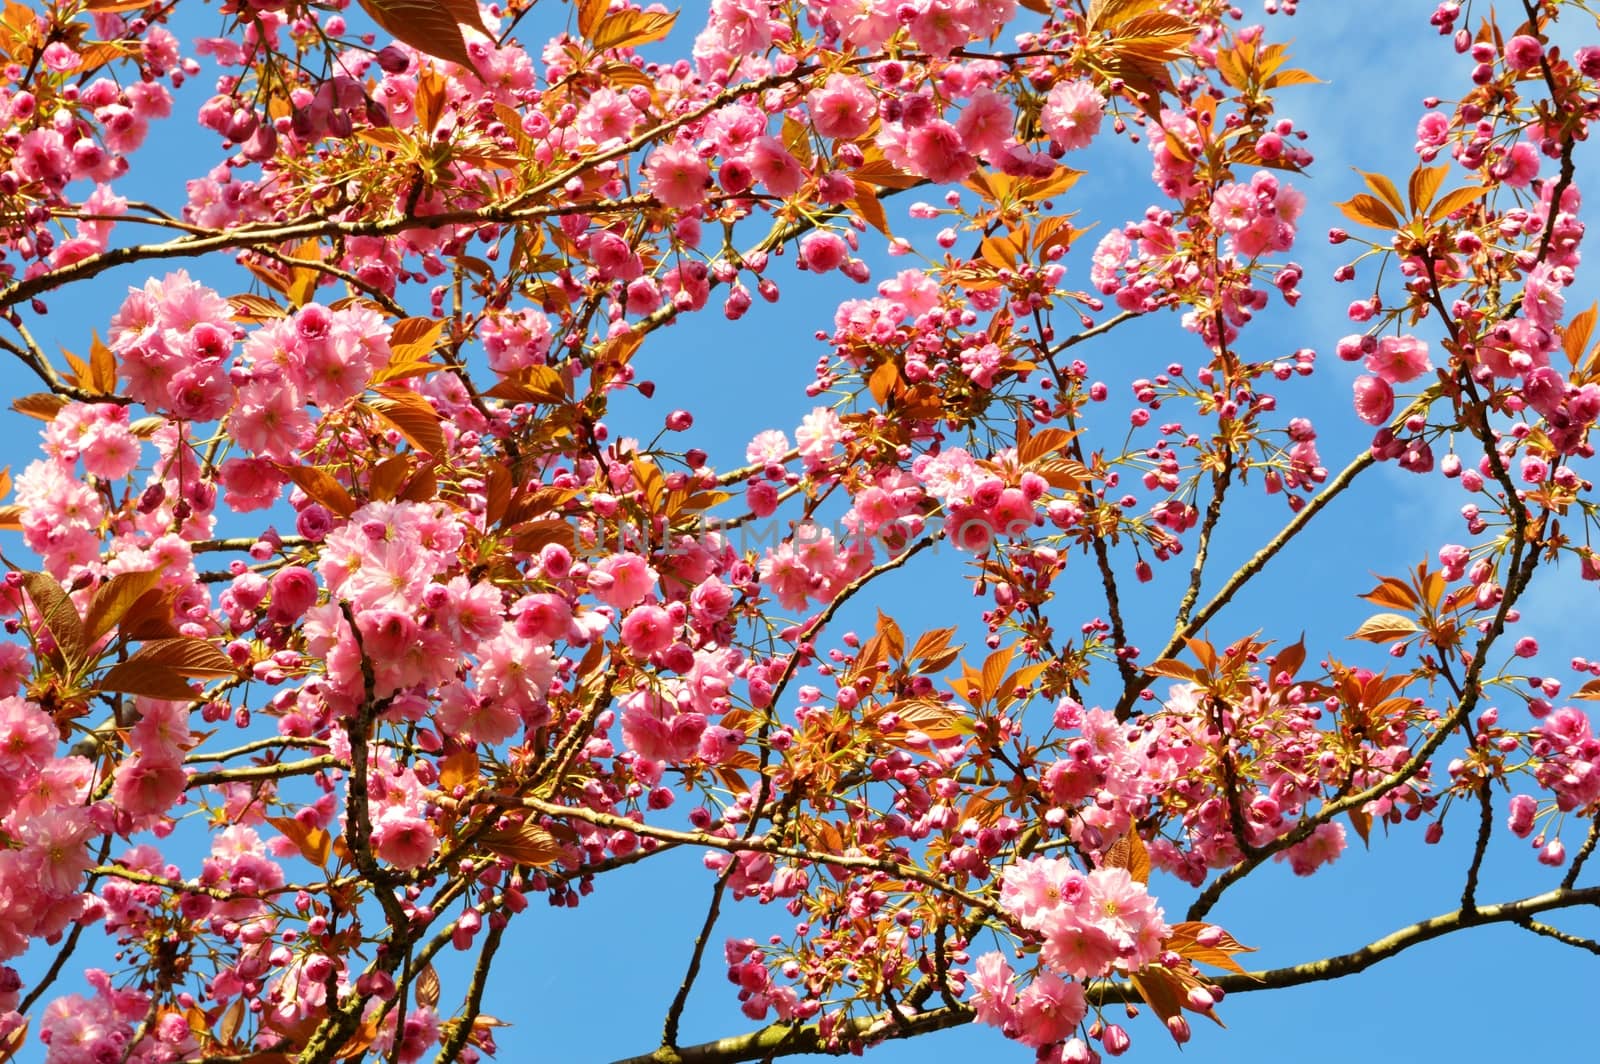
[590,552,659,609]
[1013,973,1085,1048]
[1041,80,1104,152]
[646,142,710,211]
[809,74,875,140]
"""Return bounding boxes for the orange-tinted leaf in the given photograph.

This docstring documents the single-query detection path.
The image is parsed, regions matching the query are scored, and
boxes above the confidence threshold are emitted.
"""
[1144,658,1202,683]
[1570,678,1600,701]
[266,816,332,867]
[217,997,246,1047]
[13,393,67,421]
[1018,427,1078,465]
[980,644,1016,702]
[0,1018,25,1064]
[1348,805,1373,846]
[278,464,357,518]
[880,698,966,740]
[876,610,905,660]
[1408,165,1448,215]
[1336,193,1400,230]
[1562,302,1598,370]
[1165,921,1258,976]
[1427,185,1486,222]
[1360,576,1419,612]
[438,748,480,792]
[867,360,901,406]
[1349,612,1420,644]
[590,9,678,51]
[1087,0,1164,28]
[850,183,890,235]
[1358,169,1406,216]
[908,627,958,665]
[371,387,447,456]
[137,639,238,680]
[483,365,568,404]
[388,317,447,363]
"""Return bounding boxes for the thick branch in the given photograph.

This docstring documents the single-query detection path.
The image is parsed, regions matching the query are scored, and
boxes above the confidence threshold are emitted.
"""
[607,884,1600,1064]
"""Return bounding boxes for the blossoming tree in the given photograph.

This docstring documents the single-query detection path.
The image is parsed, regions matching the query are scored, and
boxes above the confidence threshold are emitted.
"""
[0,0,1596,1060]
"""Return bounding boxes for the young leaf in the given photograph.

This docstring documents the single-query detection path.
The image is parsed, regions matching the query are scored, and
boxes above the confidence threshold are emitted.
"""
[357,0,477,70]
[371,387,447,456]
[1349,613,1420,644]
[1336,193,1400,230]
[20,571,87,664]
[83,569,164,644]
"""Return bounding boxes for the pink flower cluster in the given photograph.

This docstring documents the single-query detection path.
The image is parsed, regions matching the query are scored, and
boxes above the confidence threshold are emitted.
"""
[0,696,97,959]
[1208,171,1306,259]
[1530,707,1600,813]
[999,858,1169,981]
[108,271,236,420]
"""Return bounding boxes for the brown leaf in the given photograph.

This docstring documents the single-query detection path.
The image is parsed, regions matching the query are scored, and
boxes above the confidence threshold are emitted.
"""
[1561,302,1598,370]
[908,627,958,665]
[483,365,568,404]
[1017,427,1077,465]
[229,293,288,323]
[388,317,447,363]
[218,997,246,1047]
[1347,805,1373,847]
[415,963,441,1009]
[266,816,333,868]
[849,184,890,236]
[83,569,164,644]
[879,698,966,741]
[866,360,901,406]
[0,1013,23,1063]
[357,0,476,70]
[20,571,87,664]
[371,387,447,456]
[1144,658,1202,683]
[1570,678,1600,701]
[109,637,237,680]
[1360,576,1419,612]
[1102,824,1151,883]
[482,820,565,868]
[875,610,905,660]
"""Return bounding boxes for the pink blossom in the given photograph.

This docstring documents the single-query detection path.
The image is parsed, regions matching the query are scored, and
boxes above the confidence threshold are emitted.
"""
[809,74,875,140]
[646,142,711,210]
[1013,973,1085,1048]
[590,552,659,609]
[621,604,676,657]
[1364,335,1433,383]
[1352,375,1395,425]
[1041,80,1105,152]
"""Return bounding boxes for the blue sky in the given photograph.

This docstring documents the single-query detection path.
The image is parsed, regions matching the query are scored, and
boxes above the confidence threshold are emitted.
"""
[6,1,1600,1062]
